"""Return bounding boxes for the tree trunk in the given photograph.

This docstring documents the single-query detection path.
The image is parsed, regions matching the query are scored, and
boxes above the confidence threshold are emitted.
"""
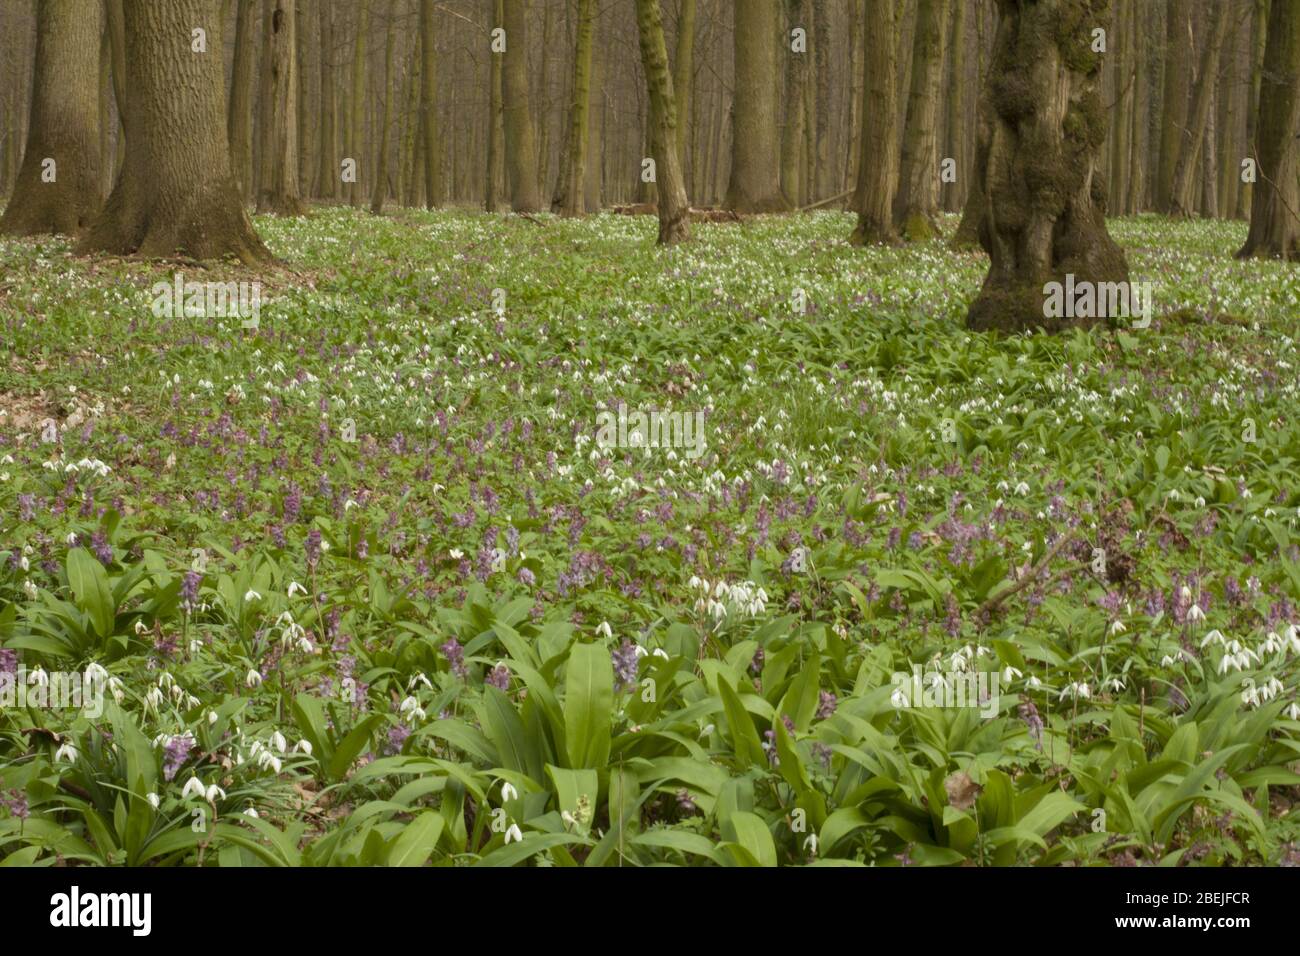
[943,0,966,213]
[559,0,595,216]
[227,0,256,202]
[674,0,696,174]
[296,0,319,198]
[315,0,338,199]
[502,0,541,211]
[370,0,399,214]
[1155,0,1192,210]
[1126,0,1148,214]
[965,0,1129,333]
[893,0,950,240]
[811,0,829,201]
[420,0,441,209]
[1238,0,1300,260]
[584,4,604,212]
[1237,0,1270,220]
[849,0,898,245]
[780,0,807,206]
[1167,0,1230,217]
[257,0,306,215]
[845,0,863,196]
[78,0,268,263]
[725,0,788,212]
[106,0,127,182]
[487,0,504,211]
[1,0,102,237]
[634,0,690,243]
[349,0,372,208]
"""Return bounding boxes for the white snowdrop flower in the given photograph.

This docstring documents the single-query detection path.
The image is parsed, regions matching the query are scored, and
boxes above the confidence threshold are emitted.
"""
[1002,666,1023,682]
[244,589,262,603]
[287,581,307,597]
[108,677,124,703]
[891,687,909,709]
[1261,632,1283,655]
[1014,481,1030,496]
[189,639,203,655]
[245,669,262,688]
[181,776,207,800]
[134,619,150,636]
[1200,629,1226,648]
[1194,496,1205,509]
[1026,675,1042,689]
[17,554,29,571]
[1188,604,1205,623]
[84,662,109,685]
[244,806,259,819]
[407,673,433,691]
[295,740,313,756]
[1288,702,1300,721]
[66,532,79,546]
[55,741,79,763]
[504,823,523,844]
[270,730,287,754]
[501,782,519,802]
[1104,677,1125,693]
[146,793,161,810]
[205,784,225,803]
[449,548,464,559]
[1061,682,1090,700]
[23,579,38,600]
[596,621,613,639]
[207,709,219,726]
[144,686,164,712]
[1241,681,1260,707]
[1180,585,1193,602]
[29,667,49,689]
[652,647,670,659]
[1217,654,1238,675]
[257,751,283,774]
[1109,620,1126,636]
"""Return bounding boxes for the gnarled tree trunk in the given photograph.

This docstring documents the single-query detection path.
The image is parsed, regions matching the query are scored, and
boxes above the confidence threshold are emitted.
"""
[966,0,1129,333]
[1,0,102,237]
[78,0,268,263]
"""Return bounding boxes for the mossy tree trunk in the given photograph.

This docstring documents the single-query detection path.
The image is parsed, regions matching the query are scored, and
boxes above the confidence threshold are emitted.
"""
[725,0,788,212]
[634,0,690,244]
[1,0,102,237]
[502,0,541,212]
[257,0,306,216]
[966,0,1129,333]
[78,0,268,263]
[849,0,898,245]
[1238,0,1300,260]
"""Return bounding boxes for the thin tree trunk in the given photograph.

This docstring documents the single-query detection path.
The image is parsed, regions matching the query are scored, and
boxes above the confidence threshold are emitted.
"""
[780,0,807,206]
[849,0,898,245]
[584,4,604,213]
[370,0,399,214]
[893,0,949,240]
[1167,0,1230,217]
[315,0,338,199]
[560,0,595,216]
[420,0,440,209]
[1156,0,1192,210]
[634,0,690,243]
[349,0,372,208]
[502,0,541,211]
[1237,0,1270,221]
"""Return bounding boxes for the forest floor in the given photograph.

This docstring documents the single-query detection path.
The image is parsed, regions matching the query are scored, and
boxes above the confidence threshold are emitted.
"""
[1,209,1299,866]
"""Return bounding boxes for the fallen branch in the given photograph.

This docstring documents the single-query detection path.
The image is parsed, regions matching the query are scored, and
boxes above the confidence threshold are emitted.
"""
[978,532,1077,618]
[799,189,853,212]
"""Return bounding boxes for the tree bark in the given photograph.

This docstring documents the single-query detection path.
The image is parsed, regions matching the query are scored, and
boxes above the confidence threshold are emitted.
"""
[1155,0,1192,210]
[634,0,690,243]
[1,0,102,237]
[78,0,268,263]
[1167,0,1230,217]
[849,0,898,245]
[674,0,696,174]
[258,0,306,215]
[420,0,441,209]
[780,0,807,207]
[1237,0,1271,220]
[370,0,399,214]
[227,0,256,202]
[559,0,595,216]
[725,0,788,212]
[502,0,541,211]
[1238,0,1300,260]
[315,0,338,199]
[893,0,950,240]
[349,0,372,208]
[965,0,1129,333]
[584,5,604,212]
[487,0,504,211]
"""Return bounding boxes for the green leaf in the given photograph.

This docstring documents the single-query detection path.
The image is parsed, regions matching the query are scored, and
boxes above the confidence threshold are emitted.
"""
[387,812,445,867]
[66,548,115,639]
[563,642,612,769]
